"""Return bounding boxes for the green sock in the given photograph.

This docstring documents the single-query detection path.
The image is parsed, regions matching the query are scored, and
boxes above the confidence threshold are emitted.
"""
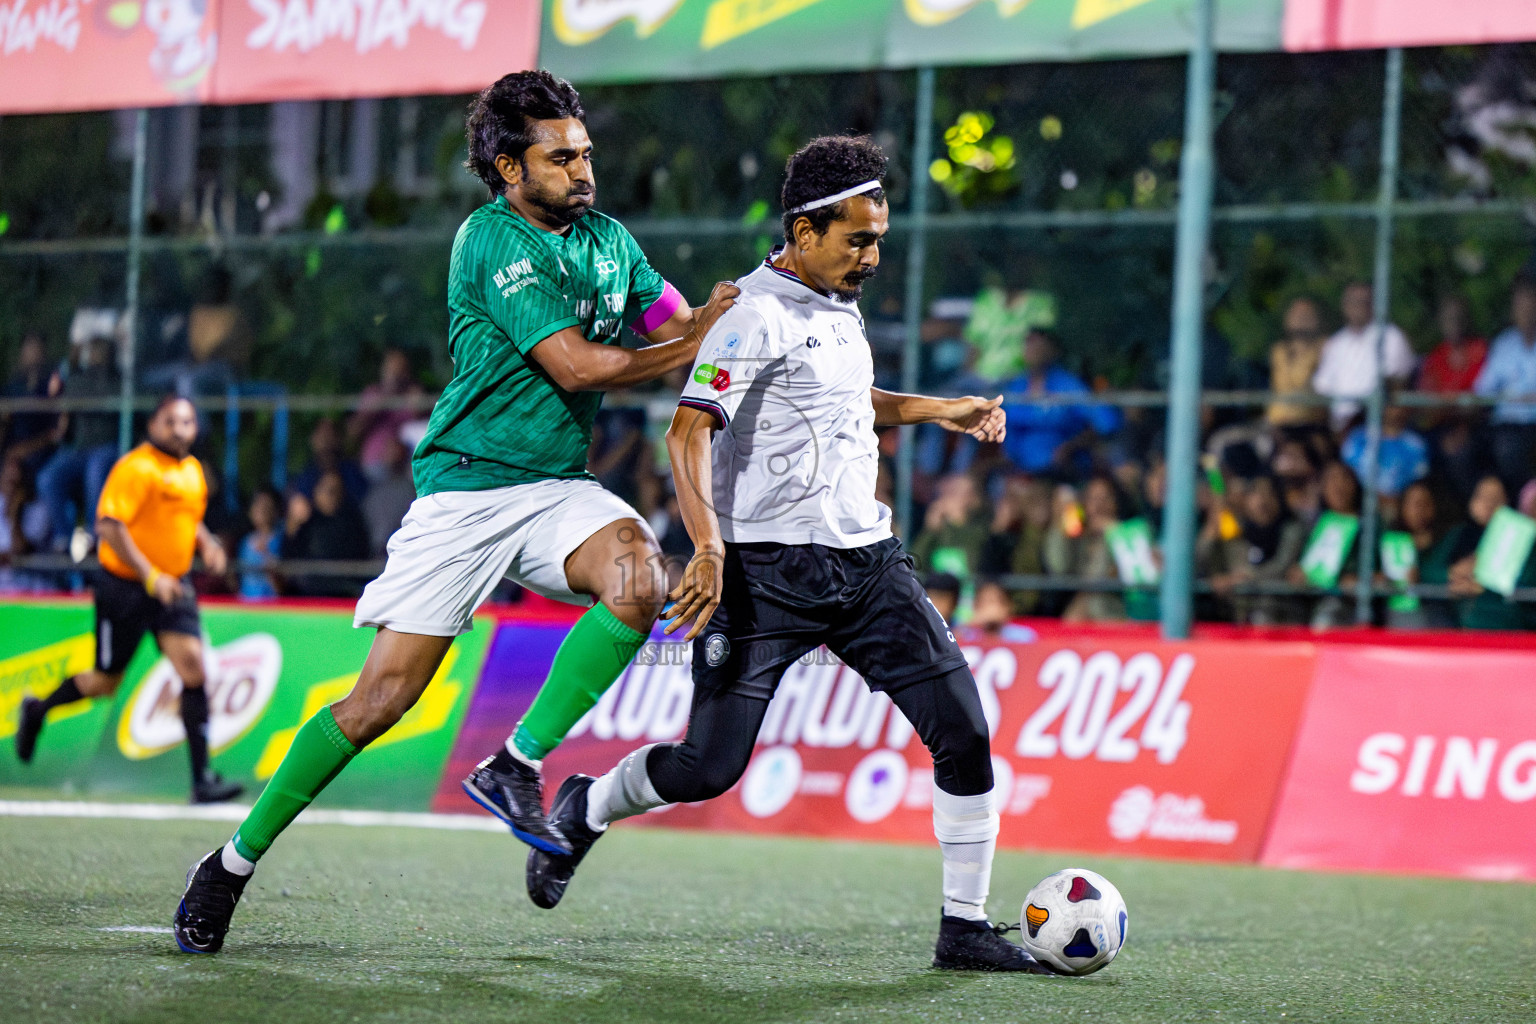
[230,706,357,862]
[512,602,647,760]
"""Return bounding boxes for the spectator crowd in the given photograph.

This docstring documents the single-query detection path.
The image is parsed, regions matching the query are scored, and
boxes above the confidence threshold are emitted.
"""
[6,271,1536,632]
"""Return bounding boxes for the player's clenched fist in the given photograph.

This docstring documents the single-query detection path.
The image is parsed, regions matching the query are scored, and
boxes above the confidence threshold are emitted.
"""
[664,546,724,641]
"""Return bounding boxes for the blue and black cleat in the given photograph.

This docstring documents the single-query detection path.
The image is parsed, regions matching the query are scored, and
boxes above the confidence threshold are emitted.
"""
[462,750,571,856]
[526,774,606,909]
[173,850,250,954]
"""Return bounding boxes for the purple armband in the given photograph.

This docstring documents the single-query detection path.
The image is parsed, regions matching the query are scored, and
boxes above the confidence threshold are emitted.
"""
[635,281,684,335]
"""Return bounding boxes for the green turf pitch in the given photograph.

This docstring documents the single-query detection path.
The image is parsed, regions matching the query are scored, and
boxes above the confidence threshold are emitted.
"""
[0,816,1532,1024]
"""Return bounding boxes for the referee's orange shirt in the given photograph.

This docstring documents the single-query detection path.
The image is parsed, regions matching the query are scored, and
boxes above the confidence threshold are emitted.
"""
[96,443,208,581]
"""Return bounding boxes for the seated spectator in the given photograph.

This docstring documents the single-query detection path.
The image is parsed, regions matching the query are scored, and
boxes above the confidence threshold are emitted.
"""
[1266,297,1328,429]
[35,335,120,551]
[1340,394,1429,510]
[1,333,62,477]
[1312,281,1416,433]
[1000,329,1120,477]
[1271,436,1323,527]
[1044,474,1125,623]
[977,475,1052,616]
[0,457,50,593]
[1385,480,1457,630]
[347,348,424,482]
[1428,475,1536,631]
[237,487,284,601]
[924,572,962,626]
[1288,460,1363,628]
[1473,276,1536,494]
[284,471,369,598]
[290,417,368,506]
[911,472,990,578]
[360,436,416,557]
[1201,474,1307,625]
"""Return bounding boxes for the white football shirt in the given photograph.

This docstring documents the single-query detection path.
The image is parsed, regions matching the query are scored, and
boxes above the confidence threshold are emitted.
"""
[675,257,892,549]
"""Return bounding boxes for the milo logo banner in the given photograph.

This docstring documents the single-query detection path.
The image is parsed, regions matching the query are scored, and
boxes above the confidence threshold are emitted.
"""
[0,600,490,810]
[437,621,1315,863]
[539,0,1282,84]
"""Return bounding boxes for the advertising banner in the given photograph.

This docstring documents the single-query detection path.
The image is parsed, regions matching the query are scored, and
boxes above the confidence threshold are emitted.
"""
[1282,0,1536,52]
[0,600,490,810]
[0,0,540,114]
[437,623,1315,863]
[1261,646,1536,881]
[539,0,1282,86]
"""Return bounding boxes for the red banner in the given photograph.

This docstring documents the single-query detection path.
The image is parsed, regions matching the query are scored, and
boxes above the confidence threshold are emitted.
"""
[1261,647,1536,881]
[1283,0,1536,51]
[445,628,1316,864]
[0,0,540,114]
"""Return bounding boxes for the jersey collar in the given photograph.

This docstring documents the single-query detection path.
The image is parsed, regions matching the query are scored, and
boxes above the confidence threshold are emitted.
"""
[760,248,861,315]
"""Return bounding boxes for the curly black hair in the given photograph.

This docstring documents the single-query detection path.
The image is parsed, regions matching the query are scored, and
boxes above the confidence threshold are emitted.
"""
[780,135,888,241]
[465,71,585,199]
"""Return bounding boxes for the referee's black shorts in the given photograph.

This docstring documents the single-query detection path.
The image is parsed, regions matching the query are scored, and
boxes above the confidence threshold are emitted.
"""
[93,569,201,673]
[690,537,969,700]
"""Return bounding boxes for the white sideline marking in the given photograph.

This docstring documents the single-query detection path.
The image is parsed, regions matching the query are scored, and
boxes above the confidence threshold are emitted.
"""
[0,800,505,833]
[98,926,173,934]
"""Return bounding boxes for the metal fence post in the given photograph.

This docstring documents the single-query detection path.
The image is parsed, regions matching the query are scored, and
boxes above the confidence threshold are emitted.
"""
[1355,47,1405,624]
[119,107,149,454]
[1159,0,1217,640]
[897,66,936,542]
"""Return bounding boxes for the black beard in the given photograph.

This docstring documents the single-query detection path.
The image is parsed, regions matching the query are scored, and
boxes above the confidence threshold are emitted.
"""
[831,267,877,303]
[522,178,594,228]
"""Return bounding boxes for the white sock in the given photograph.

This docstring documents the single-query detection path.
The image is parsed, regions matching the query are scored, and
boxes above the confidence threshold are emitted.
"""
[932,783,999,923]
[503,735,541,770]
[220,841,256,877]
[585,743,666,832]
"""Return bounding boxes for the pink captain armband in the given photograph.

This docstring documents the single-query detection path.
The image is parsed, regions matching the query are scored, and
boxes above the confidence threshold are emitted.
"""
[634,281,685,335]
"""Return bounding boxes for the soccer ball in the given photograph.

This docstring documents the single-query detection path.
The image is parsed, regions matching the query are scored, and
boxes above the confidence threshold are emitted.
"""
[1018,867,1127,976]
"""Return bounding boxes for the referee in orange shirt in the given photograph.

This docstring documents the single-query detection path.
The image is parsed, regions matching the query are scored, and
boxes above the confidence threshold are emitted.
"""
[15,396,243,804]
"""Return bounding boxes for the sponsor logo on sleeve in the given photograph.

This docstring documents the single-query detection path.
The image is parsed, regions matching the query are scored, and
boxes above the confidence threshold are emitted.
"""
[493,257,537,297]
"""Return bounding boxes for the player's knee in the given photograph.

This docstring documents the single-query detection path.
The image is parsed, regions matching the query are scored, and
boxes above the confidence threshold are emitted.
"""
[933,726,994,795]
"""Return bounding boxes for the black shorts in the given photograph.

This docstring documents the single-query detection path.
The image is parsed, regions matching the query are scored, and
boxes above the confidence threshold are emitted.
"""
[691,537,970,701]
[93,569,201,673]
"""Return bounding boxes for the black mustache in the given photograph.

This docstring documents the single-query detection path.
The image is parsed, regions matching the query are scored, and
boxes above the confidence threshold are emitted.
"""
[845,267,878,283]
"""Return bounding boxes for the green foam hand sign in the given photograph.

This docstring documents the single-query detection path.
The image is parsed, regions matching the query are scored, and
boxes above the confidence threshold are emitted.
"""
[1299,512,1359,589]
[1378,531,1419,613]
[1106,518,1160,587]
[1474,507,1536,598]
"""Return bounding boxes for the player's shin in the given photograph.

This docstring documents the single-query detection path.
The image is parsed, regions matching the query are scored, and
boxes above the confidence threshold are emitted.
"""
[584,743,667,831]
[221,706,358,873]
[181,685,210,782]
[933,784,1000,923]
[507,602,648,762]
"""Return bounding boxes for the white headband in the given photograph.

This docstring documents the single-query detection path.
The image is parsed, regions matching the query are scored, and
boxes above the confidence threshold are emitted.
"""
[786,180,883,215]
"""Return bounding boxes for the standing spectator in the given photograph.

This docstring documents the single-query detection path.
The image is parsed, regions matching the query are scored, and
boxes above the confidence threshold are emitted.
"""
[360,437,416,557]
[1474,276,1536,493]
[347,348,424,481]
[35,335,121,551]
[1419,294,1488,396]
[1000,329,1120,477]
[1420,295,1489,503]
[1312,281,1416,433]
[290,417,368,506]
[1266,297,1328,429]
[284,471,369,598]
[237,487,283,601]
[1,333,62,476]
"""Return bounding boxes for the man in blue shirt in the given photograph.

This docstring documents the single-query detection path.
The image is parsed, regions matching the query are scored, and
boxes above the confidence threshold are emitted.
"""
[1474,276,1536,492]
[1341,399,1429,500]
[1001,329,1120,477]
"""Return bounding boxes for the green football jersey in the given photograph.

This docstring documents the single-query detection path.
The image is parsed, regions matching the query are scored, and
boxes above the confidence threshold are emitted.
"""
[413,196,669,496]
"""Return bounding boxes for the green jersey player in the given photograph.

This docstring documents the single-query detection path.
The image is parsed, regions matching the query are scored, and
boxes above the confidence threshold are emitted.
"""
[173,71,737,954]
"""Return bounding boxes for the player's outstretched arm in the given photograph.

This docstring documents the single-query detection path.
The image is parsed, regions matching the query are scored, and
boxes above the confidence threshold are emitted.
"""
[662,404,725,640]
[528,282,739,392]
[869,389,1007,442]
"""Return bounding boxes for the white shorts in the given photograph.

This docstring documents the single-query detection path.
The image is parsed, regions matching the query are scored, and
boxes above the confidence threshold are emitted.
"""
[354,478,648,637]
